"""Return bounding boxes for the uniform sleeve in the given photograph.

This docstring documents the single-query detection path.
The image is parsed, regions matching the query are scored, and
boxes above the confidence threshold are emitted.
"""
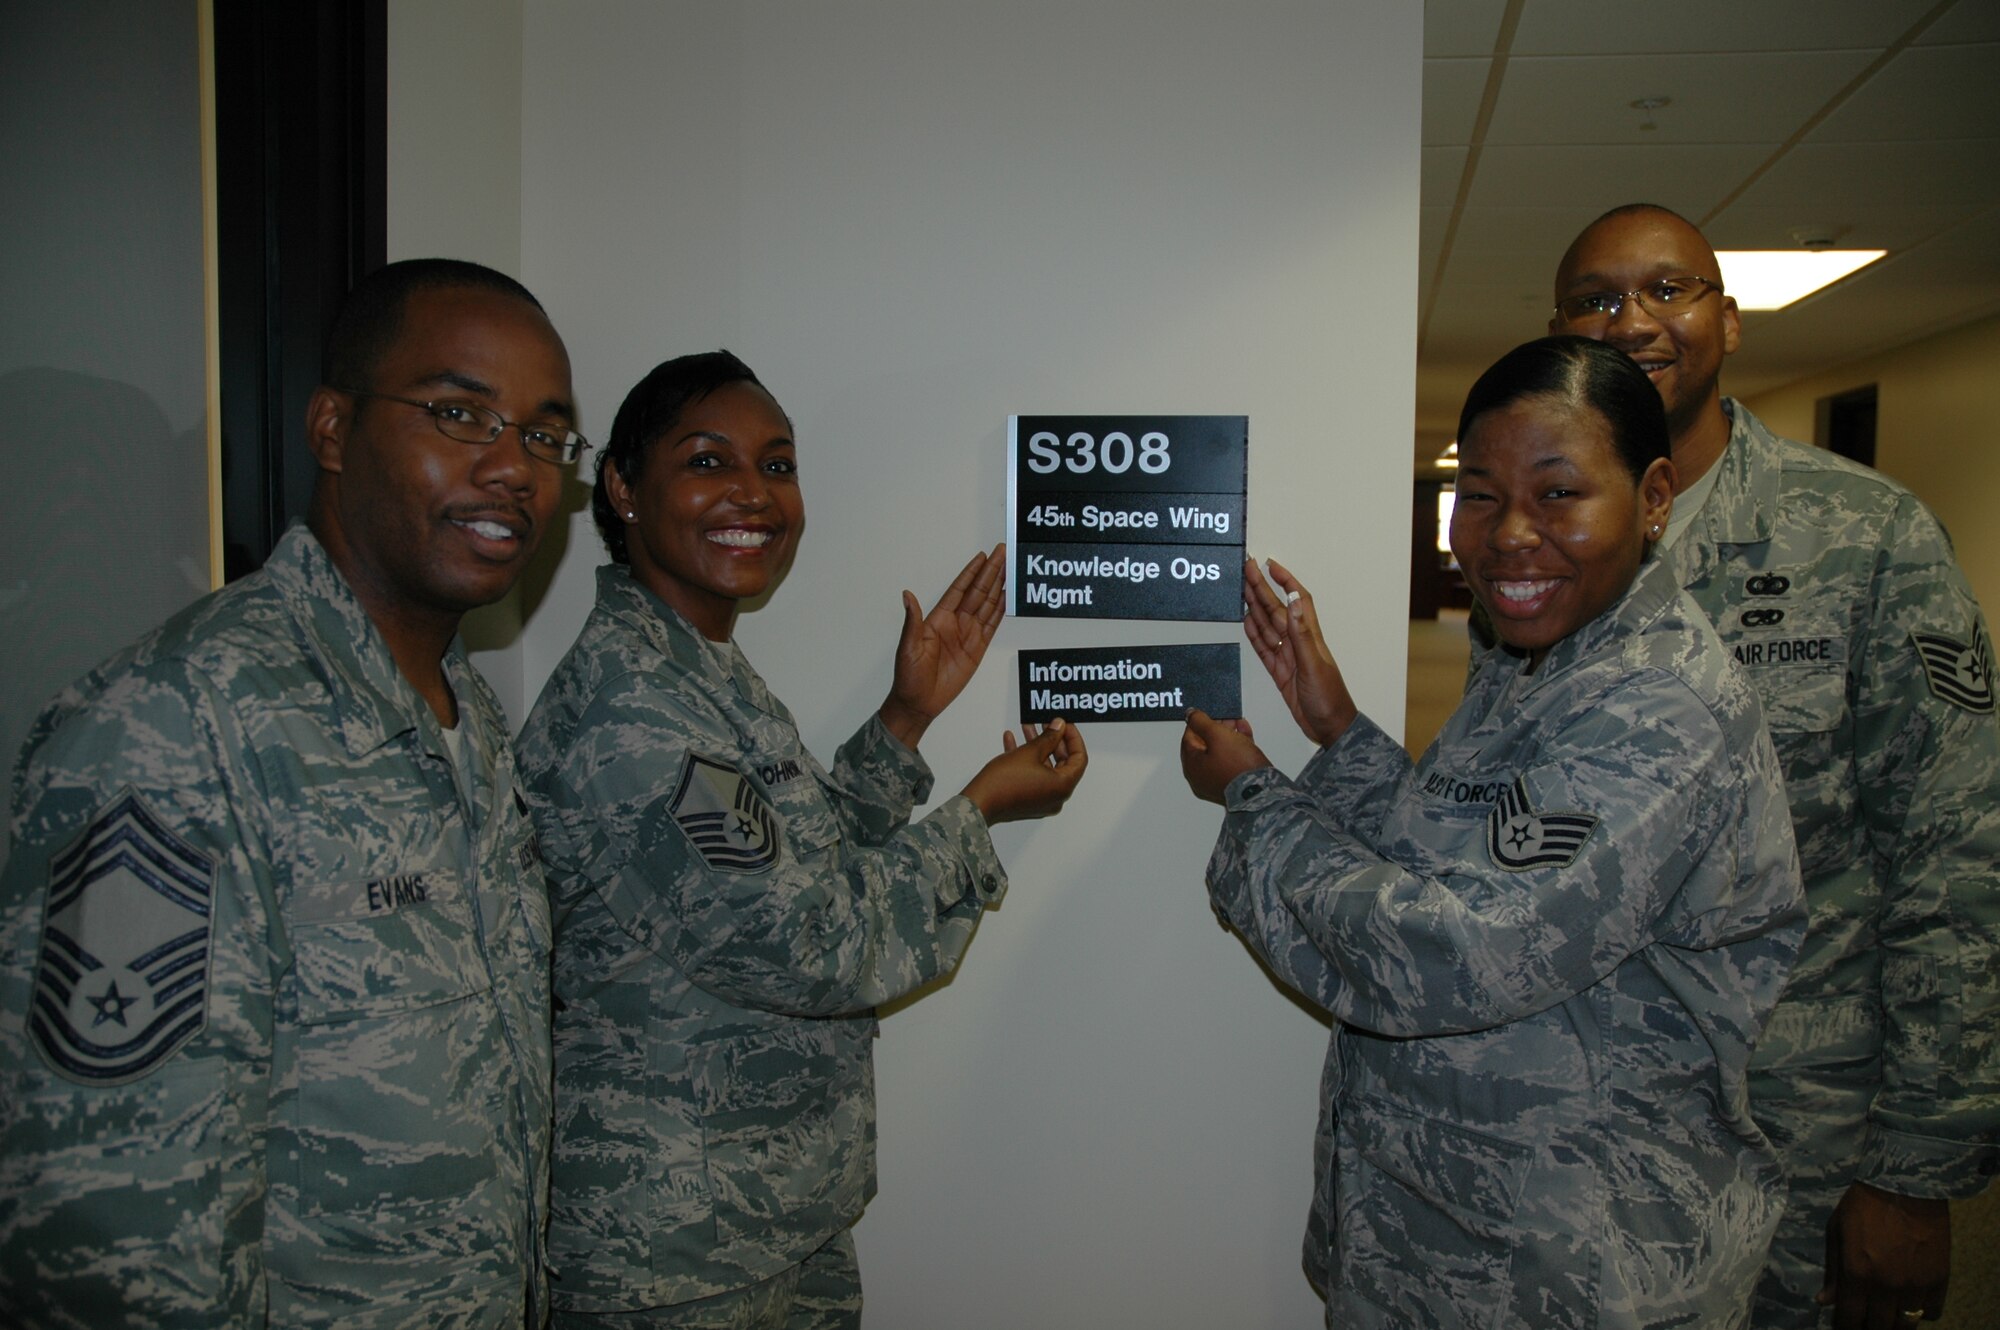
[1292,712,1420,838]
[1205,715,1408,1010]
[0,660,275,1327]
[821,712,933,848]
[539,670,1004,1018]
[1216,675,1799,1039]
[1850,497,2000,1197]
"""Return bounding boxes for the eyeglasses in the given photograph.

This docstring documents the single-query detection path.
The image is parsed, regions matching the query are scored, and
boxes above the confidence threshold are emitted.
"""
[336,388,591,465]
[1553,275,1722,327]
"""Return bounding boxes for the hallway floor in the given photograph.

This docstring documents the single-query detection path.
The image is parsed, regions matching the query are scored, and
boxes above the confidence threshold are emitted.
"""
[1403,609,1470,758]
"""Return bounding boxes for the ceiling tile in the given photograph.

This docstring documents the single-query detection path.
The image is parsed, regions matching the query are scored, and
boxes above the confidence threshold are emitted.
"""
[1415,0,1995,469]
[1919,1,2000,44]
[1418,205,1453,299]
[1423,0,1510,59]
[1702,201,1983,252]
[1467,143,1773,215]
[1676,209,2000,398]
[1487,52,1877,145]
[1432,204,1608,258]
[1423,58,1489,145]
[1810,43,2000,141]
[1510,0,1944,54]
[1422,145,1468,204]
[1736,139,2000,211]
[1425,277,1553,348]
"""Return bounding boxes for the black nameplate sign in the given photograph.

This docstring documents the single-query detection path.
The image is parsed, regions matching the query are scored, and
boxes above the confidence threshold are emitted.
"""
[1016,543,1238,619]
[1010,415,1247,622]
[1018,643,1241,724]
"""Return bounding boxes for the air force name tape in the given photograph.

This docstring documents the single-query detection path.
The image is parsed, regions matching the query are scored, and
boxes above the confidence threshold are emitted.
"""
[1913,630,1995,715]
[30,789,214,1084]
[669,754,781,873]
[1488,776,1598,872]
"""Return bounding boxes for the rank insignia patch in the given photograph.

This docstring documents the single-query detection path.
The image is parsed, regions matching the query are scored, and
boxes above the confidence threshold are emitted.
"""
[30,789,214,1084]
[669,755,781,873]
[1912,631,1994,715]
[1488,777,1598,872]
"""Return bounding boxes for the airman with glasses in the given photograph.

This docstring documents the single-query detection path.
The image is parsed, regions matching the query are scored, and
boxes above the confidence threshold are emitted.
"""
[1554,273,1723,327]
[0,258,577,1326]
[1547,202,2000,1330]
[333,386,592,466]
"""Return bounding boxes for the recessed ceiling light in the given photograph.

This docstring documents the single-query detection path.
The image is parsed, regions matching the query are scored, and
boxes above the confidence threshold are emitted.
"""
[1715,250,1887,311]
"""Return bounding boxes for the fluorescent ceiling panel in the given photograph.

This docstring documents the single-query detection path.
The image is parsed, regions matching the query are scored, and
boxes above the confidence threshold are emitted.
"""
[1716,250,1887,310]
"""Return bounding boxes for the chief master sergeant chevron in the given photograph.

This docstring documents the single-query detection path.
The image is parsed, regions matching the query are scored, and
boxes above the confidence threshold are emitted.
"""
[1549,204,2000,1328]
[0,259,579,1327]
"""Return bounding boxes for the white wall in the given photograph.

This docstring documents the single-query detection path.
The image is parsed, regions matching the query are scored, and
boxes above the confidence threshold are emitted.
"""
[1741,312,2000,618]
[400,3,1420,1323]
[0,3,209,769]
[386,0,533,717]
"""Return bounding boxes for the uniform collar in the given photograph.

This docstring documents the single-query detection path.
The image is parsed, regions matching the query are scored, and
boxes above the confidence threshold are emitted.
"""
[264,524,489,758]
[1666,399,1782,588]
[1505,551,1683,693]
[593,564,790,721]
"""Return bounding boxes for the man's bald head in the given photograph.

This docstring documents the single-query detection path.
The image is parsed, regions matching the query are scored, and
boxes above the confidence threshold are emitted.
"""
[1550,204,1741,484]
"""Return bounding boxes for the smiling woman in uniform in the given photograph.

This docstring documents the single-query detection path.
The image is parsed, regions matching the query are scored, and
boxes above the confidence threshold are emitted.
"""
[1179,335,1805,1329]
[516,350,1086,1328]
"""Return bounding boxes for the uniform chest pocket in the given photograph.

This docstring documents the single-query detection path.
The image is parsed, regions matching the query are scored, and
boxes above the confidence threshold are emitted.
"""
[289,872,491,1024]
[1748,654,1848,793]
[285,873,506,1218]
[1403,766,1509,868]
[1753,654,1846,736]
[764,765,843,860]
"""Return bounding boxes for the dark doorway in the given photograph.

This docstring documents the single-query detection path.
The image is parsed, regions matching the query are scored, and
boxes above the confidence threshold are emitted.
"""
[1410,480,1471,619]
[1816,384,1878,469]
[213,0,386,580]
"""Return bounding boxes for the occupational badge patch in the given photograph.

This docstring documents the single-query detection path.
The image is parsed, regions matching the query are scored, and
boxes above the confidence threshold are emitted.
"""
[30,788,214,1084]
[1487,776,1598,872]
[669,755,781,873]
[1912,630,1994,715]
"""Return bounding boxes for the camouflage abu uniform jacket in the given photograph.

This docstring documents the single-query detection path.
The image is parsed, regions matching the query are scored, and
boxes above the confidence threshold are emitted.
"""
[515,564,1006,1312]
[0,525,554,1329]
[1666,403,2000,1313]
[1210,554,1805,1330]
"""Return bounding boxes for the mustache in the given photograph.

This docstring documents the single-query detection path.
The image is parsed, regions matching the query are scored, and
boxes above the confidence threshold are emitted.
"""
[442,502,535,538]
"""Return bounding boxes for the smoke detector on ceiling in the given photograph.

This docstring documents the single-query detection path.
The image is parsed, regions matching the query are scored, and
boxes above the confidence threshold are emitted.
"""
[1629,96,1671,131]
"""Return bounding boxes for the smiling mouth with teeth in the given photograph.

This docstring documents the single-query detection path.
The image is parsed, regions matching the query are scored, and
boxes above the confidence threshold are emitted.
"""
[707,529,773,548]
[1494,579,1559,602]
[457,519,519,542]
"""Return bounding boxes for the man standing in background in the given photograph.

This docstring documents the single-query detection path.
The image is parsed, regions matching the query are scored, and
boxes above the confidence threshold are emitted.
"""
[0,259,579,1327]
[1549,204,2000,1328]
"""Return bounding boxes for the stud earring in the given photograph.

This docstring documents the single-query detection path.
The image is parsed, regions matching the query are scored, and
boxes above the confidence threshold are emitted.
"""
[1651,524,1661,535]
[625,512,636,521]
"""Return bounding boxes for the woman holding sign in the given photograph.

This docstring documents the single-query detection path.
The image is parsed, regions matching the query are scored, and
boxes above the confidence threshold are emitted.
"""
[1179,336,1803,1329]
[517,350,1085,1326]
